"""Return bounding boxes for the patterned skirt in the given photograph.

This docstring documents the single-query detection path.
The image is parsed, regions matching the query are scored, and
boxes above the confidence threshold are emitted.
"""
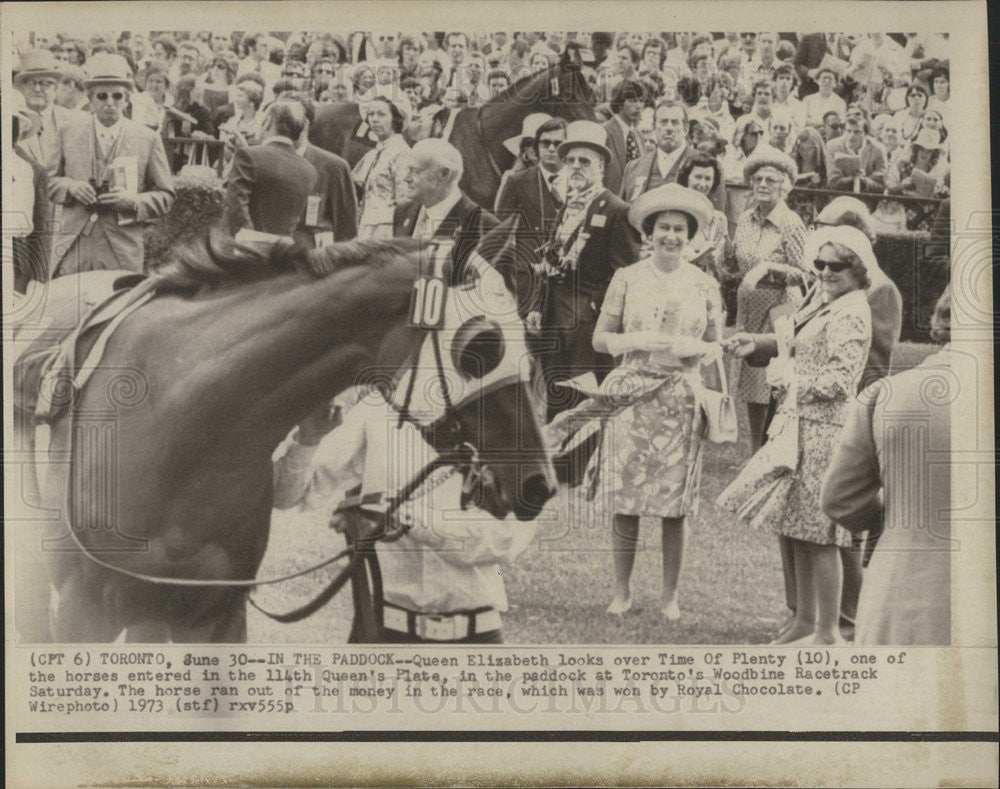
[717,410,852,547]
[599,372,705,518]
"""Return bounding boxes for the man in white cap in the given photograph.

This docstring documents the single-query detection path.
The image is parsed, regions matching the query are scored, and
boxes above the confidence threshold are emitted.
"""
[534,120,640,419]
[48,53,174,277]
[14,48,88,174]
[495,116,566,239]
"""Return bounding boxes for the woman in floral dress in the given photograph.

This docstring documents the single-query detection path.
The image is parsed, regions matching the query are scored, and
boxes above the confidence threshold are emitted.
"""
[591,184,723,619]
[352,96,411,240]
[720,226,873,645]
[732,146,810,452]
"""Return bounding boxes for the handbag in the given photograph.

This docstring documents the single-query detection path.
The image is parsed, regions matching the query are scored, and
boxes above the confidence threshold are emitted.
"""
[698,352,738,444]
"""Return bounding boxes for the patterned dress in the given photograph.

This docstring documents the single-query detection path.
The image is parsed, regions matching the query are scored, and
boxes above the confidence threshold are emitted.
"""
[599,259,723,518]
[718,289,872,546]
[732,200,809,405]
[352,133,411,240]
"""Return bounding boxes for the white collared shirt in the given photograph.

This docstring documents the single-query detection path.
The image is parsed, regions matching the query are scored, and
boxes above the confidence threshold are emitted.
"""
[420,185,463,237]
[656,143,686,180]
[95,116,125,157]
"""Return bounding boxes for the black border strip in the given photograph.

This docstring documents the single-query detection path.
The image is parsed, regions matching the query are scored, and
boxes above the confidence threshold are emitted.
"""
[16,731,1000,744]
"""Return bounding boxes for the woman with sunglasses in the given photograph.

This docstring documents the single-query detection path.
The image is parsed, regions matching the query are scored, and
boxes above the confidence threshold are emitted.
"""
[719,225,874,645]
[892,83,928,142]
[731,147,809,452]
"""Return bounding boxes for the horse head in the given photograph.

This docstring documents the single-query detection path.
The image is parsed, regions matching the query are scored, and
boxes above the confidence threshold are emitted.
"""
[370,219,555,521]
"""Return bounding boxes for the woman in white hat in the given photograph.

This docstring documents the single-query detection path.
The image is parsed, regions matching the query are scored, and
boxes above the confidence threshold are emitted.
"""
[591,184,723,618]
[886,128,948,197]
[719,225,874,645]
[352,95,413,240]
[731,146,810,453]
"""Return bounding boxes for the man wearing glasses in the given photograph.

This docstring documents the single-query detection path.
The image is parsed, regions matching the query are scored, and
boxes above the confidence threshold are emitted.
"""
[48,53,173,277]
[14,48,88,173]
[535,121,640,419]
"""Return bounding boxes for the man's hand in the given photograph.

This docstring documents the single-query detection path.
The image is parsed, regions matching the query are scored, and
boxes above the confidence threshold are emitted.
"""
[67,180,98,205]
[96,188,138,213]
[525,310,542,332]
[296,403,343,446]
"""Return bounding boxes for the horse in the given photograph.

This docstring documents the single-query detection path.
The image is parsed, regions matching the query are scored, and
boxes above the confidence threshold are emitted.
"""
[11,221,555,643]
[308,45,596,207]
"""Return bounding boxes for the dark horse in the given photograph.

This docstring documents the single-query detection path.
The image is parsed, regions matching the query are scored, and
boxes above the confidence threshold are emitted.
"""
[308,44,595,208]
[14,223,555,643]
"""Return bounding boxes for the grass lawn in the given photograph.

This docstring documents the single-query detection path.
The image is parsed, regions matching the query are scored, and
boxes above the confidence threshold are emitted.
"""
[248,342,938,645]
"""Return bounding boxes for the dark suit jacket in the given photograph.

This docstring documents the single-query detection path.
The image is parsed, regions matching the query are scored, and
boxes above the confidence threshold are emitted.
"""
[393,192,499,283]
[494,165,561,240]
[544,188,640,327]
[601,116,631,195]
[620,144,728,213]
[225,138,318,237]
[293,143,358,247]
[619,145,695,202]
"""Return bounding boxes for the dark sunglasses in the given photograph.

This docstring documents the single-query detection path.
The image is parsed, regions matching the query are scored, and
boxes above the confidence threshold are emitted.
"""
[813,259,853,273]
[537,139,562,148]
[95,91,126,101]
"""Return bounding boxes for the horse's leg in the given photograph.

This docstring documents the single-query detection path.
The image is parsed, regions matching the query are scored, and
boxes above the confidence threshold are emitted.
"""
[51,565,126,642]
[169,590,248,644]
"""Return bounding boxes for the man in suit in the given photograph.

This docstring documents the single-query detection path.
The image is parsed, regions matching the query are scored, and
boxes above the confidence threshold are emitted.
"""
[225,100,318,237]
[601,79,646,195]
[283,94,358,248]
[393,138,499,284]
[824,117,887,193]
[15,48,90,175]
[619,100,695,202]
[494,117,567,284]
[531,120,640,419]
[47,54,174,277]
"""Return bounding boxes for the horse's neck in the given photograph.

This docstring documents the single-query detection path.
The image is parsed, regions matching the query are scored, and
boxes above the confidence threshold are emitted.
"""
[181,264,420,452]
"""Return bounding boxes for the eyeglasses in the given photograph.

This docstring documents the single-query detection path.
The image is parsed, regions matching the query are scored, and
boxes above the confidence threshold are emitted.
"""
[537,139,562,148]
[751,175,782,186]
[564,155,594,167]
[95,91,126,102]
[23,78,57,89]
[813,259,854,273]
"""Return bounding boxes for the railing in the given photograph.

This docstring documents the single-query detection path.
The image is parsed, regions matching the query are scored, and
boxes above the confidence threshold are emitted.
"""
[723,183,945,233]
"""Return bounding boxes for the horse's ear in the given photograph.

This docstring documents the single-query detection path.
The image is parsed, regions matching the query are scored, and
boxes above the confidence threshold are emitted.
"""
[474,215,529,295]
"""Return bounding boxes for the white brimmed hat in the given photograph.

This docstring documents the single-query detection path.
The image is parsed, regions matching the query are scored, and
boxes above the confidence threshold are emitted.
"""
[911,128,945,152]
[13,49,63,86]
[503,112,553,156]
[84,53,135,89]
[557,120,611,164]
[804,225,876,278]
[627,183,714,237]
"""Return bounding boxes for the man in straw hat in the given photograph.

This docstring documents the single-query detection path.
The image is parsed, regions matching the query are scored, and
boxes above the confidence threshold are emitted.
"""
[14,48,89,173]
[534,119,640,420]
[47,53,174,277]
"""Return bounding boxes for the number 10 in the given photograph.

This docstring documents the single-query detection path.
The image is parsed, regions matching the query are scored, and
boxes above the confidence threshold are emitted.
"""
[411,277,445,327]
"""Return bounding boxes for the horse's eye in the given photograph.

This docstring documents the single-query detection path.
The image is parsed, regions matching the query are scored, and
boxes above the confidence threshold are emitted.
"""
[452,317,505,379]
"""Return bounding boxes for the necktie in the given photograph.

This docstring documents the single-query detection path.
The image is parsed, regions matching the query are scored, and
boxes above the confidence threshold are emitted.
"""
[547,173,563,207]
[626,128,641,161]
[415,206,433,239]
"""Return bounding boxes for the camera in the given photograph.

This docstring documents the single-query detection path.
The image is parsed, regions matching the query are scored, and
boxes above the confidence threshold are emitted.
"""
[88,179,113,211]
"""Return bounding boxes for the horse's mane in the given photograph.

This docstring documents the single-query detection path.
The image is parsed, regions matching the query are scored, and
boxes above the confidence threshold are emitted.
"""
[149,226,422,292]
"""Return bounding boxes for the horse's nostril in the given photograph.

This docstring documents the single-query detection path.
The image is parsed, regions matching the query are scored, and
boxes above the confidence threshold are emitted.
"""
[514,472,555,521]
